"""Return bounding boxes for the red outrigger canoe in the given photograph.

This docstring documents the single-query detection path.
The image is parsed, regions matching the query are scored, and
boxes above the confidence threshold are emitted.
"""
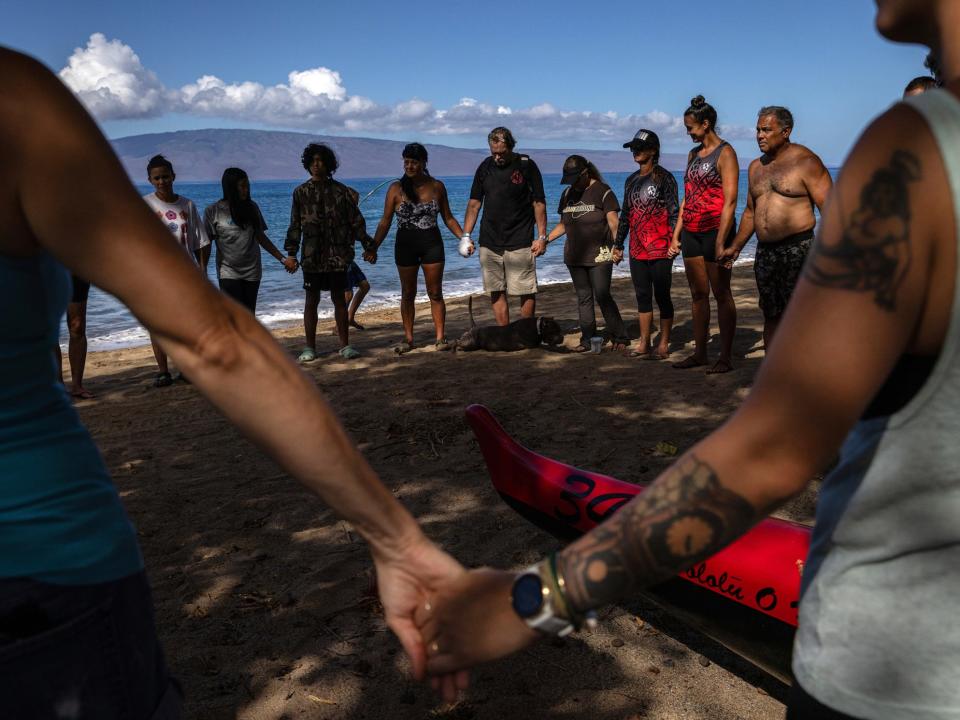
[466,404,810,681]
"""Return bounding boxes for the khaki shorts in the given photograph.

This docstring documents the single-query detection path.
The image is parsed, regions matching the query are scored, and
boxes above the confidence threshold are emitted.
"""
[480,246,538,295]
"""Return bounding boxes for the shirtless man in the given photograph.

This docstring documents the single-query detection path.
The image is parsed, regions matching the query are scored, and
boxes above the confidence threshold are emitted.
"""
[719,107,832,348]
[904,75,937,97]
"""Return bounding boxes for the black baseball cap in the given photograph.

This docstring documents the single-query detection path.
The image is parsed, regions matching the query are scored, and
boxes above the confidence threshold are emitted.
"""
[623,129,660,152]
[560,155,589,184]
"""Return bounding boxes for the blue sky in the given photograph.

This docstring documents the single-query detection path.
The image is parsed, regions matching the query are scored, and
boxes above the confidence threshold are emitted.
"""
[4,0,929,164]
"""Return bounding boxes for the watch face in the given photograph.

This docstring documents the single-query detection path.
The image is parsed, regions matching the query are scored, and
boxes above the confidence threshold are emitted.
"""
[511,573,544,618]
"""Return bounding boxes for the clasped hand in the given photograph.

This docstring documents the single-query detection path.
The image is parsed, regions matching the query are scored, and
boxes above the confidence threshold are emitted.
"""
[414,568,539,702]
[716,245,739,269]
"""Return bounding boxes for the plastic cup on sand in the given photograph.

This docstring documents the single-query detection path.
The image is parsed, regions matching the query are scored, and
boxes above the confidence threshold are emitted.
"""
[590,336,603,354]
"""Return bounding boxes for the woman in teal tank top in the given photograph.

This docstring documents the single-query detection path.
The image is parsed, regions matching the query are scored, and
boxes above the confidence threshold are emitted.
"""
[0,50,465,717]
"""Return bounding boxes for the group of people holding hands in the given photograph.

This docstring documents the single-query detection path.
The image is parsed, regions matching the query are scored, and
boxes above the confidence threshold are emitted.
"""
[135,93,832,377]
[7,0,959,715]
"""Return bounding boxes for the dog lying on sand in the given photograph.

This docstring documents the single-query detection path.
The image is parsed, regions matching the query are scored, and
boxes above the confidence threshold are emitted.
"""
[455,297,565,351]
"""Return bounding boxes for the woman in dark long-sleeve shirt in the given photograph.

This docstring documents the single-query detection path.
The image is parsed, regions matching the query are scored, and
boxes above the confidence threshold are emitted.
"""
[616,130,680,359]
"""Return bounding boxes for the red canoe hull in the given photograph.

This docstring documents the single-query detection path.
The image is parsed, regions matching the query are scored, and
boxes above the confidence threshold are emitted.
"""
[465,404,809,628]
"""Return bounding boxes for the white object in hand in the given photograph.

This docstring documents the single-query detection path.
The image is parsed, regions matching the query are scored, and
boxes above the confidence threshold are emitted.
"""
[458,235,474,258]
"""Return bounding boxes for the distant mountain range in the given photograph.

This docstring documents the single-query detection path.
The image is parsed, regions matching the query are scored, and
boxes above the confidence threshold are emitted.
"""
[110,129,693,182]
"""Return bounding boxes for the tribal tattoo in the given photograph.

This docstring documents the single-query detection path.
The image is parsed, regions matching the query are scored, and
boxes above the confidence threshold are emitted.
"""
[557,455,756,613]
[803,150,920,311]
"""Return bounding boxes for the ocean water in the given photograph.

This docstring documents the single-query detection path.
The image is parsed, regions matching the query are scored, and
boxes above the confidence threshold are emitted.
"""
[65,171,763,350]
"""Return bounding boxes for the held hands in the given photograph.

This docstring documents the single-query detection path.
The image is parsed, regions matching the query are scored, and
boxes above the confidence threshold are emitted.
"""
[531,238,548,257]
[415,568,539,700]
[716,245,739,269]
[372,537,471,698]
[612,247,624,265]
[281,256,299,274]
[458,234,475,258]
[363,249,378,264]
[667,239,681,259]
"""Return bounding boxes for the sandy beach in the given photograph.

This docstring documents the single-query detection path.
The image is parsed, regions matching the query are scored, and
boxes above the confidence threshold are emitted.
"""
[70,265,817,719]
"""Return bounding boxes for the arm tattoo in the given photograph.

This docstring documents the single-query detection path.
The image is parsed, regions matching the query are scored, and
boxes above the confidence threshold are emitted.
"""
[558,455,756,613]
[803,150,920,311]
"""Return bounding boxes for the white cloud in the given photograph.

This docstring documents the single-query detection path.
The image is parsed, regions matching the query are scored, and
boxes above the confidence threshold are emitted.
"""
[59,34,751,143]
[287,68,346,100]
[59,33,170,119]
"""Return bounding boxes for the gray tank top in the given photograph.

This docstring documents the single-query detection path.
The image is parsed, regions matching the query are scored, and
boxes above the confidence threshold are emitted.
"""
[793,89,960,719]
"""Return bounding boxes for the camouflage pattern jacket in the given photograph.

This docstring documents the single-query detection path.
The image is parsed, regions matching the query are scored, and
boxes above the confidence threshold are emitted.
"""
[284,179,374,273]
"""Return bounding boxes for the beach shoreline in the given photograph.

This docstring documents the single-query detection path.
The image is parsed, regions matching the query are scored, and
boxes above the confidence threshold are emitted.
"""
[72,265,815,719]
[64,256,758,354]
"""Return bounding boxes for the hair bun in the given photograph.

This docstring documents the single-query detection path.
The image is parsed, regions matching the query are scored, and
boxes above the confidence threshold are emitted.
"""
[690,95,706,108]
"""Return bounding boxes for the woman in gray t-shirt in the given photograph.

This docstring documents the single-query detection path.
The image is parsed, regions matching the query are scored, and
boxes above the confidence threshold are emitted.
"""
[204,168,297,312]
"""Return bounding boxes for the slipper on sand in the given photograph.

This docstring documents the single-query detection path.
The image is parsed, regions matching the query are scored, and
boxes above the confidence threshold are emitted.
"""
[339,345,361,360]
[394,340,414,355]
[435,338,451,351]
[297,348,317,363]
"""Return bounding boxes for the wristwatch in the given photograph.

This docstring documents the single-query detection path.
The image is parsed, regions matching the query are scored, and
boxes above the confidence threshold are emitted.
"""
[537,234,547,242]
[511,562,575,636]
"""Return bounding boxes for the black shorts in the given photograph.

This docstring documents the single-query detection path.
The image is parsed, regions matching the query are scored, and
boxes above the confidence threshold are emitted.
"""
[681,226,734,263]
[303,271,349,293]
[70,275,91,304]
[346,261,367,289]
[754,230,814,319]
[395,226,444,267]
[218,278,260,313]
[0,572,182,719]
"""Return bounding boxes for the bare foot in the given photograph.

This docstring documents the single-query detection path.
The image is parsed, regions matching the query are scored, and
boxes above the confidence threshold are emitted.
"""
[655,345,670,360]
[706,358,734,374]
[672,354,707,369]
[612,342,628,352]
[349,319,364,330]
[70,386,94,400]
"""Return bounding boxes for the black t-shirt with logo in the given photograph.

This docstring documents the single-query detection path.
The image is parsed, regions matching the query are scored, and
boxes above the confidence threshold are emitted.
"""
[470,154,546,250]
[557,181,620,266]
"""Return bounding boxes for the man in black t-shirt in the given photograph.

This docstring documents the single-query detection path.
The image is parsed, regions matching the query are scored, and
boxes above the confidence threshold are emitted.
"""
[462,127,547,325]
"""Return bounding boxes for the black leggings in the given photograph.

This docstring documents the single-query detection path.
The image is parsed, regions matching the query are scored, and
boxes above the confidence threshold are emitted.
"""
[219,278,260,313]
[567,264,628,345]
[786,682,860,720]
[630,258,674,318]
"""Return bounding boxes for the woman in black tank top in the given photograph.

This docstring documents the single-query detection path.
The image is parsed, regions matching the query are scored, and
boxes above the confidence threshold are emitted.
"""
[371,144,467,353]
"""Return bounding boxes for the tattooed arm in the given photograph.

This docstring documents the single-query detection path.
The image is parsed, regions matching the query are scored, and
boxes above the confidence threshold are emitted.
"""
[559,105,950,614]
[417,103,955,679]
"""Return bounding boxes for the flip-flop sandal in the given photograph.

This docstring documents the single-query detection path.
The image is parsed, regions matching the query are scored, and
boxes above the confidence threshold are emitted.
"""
[297,348,317,363]
[339,345,361,360]
[435,338,451,351]
[154,372,173,388]
[570,344,591,353]
[628,349,651,358]
[394,340,414,355]
[70,388,95,399]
